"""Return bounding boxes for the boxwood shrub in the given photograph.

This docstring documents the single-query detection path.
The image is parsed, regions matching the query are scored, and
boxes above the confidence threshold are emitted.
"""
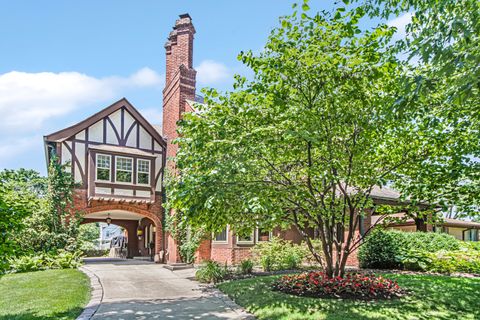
[358,229,460,269]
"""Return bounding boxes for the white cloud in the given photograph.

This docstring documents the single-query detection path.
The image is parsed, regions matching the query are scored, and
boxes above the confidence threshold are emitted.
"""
[195,60,230,85]
[139,108,163,126]
[387,12,413,38]
[0,68,164,133]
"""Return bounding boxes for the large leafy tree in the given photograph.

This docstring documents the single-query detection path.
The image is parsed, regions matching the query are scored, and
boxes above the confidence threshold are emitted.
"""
[166,3,439,277]
[360,0,479,217]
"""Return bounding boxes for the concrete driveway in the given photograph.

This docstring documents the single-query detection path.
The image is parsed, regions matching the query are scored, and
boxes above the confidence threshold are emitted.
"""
[82,258,252,320]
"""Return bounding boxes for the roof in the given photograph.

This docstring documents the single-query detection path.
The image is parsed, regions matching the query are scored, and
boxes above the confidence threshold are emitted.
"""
[44,97,166,148]
[372,213,480,229]
[89,145,157,158]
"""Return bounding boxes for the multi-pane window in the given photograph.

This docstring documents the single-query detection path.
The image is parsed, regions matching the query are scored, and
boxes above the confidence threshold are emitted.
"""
[214,227,228,243]
[256,229,272,242]
[96,154,111,181]
[237,231,255,244]
[137,159,150,185]
[116,157,133,183]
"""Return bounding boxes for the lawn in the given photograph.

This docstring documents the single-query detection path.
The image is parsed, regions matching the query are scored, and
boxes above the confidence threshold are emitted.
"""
[218,273,480,320]
[0,269,90,320]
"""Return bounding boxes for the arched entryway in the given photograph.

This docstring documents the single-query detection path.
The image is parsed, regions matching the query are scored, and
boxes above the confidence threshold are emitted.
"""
[81,209,162,260]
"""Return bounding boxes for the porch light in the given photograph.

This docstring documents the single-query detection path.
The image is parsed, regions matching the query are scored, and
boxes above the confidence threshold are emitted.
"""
[106,214,112,226]
[153,226,157,233]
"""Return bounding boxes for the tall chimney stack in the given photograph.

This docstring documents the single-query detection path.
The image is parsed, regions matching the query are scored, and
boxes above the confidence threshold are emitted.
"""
[162,13,196,160]
[162,14,197,264]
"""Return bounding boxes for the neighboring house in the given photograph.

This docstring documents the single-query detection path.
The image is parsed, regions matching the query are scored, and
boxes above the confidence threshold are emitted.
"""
[44,14,476,266]
[372,213,480,242]
[98,223,124,249]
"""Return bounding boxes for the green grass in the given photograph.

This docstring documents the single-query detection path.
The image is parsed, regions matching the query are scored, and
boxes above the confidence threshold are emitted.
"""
[218,273,480,320]
[0,269,90,320]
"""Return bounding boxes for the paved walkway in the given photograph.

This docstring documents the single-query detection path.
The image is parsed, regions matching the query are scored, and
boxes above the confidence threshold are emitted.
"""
[82,258,252,320]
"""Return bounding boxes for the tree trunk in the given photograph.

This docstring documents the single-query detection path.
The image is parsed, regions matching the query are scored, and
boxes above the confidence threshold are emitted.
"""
[415,217,427,232]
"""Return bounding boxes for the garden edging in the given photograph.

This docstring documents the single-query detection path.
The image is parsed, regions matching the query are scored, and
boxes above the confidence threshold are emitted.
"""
[76,266,104,320]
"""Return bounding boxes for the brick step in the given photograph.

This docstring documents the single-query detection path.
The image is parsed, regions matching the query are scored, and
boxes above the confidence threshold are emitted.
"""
[163,263,194,271]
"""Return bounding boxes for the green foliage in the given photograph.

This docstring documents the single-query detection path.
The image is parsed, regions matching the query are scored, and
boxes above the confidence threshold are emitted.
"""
[0,169,47,271]
[252,237,308,271]
[14,157,82,254]
[237,259,254,275]
[400,249,480,274]
[359,229,461,269]
[8,250,83,273]
[359,0,480,218]
[165,212,206,264]
[195,260,228,283]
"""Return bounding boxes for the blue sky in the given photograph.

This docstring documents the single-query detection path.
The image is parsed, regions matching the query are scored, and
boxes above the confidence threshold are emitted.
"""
[0,1,407,174]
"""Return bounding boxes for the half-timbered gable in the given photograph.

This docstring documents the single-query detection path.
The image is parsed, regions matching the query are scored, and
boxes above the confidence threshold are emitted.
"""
[44,98,166,204]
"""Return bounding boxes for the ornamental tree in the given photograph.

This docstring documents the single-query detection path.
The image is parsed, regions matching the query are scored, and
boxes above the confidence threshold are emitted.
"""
[166,4,446,277]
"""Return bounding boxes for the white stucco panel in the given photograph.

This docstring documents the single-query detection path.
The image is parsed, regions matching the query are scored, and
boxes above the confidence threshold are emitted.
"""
[75,142,85,173]
[89,120,104,143]
[136,190,151,198]
[114,189,134,196]
[61,142,72,165]
[124,110,135,135]
[139,125,152,149]
[75,130,85,140]
[95,187,112,195]
[106,120,119,145]
[109,110,122,134]
[155,157,163,191]
[125,124,137,147]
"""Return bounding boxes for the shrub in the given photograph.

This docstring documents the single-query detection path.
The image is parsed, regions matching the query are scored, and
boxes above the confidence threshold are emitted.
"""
[195,260,228,283]
[8,251,83,273]
[401,249,480,274]
[359,229,460,269]
[252,237,308,271]
[238,259,254,274]
[272,271,403,299]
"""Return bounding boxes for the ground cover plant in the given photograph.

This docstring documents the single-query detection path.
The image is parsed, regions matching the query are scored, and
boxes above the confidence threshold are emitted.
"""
[272,271,403,300]
[0,269,90,320]
[218,273,480,320]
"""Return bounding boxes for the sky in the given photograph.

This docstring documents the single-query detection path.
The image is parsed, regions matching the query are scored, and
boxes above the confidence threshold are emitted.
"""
[0,1,409,175]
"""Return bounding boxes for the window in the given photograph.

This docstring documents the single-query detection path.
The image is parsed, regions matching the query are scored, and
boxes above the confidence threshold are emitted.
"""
[237,231,255,244]
[116,157,133,183]
[137,159,150,185]
[96,154,111,181]
[213,227,228,243]
[465,229,479,242]
[256,229,272,242]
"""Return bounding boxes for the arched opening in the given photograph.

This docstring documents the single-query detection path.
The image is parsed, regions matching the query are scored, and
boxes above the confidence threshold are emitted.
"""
[81,209,161,260]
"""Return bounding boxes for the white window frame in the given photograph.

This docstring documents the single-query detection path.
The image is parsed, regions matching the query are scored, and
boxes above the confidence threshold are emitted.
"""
[212,226,229,244]
[136,159,151,185]
[115,156,133,184]
[95,154,111,182]
[236,230,255,245]
[256,229,273,242]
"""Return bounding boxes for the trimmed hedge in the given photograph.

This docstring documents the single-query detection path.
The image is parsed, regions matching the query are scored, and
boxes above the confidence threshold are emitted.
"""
[358,229,460,269]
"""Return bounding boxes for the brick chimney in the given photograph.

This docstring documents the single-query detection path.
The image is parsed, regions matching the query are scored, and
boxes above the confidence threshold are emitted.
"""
[162,13,196,166]
[162,14,197,264]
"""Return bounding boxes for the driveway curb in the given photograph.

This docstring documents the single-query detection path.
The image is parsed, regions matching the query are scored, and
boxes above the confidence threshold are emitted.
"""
[205,286,256,319]
[76,266,104,320]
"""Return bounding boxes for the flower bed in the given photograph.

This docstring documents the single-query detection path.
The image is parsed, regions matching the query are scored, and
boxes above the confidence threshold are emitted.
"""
[272,271,404,299]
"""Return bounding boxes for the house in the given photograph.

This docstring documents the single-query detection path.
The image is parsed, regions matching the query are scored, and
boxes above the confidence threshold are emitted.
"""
[44,14,476,266]
[372,213,480,241]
